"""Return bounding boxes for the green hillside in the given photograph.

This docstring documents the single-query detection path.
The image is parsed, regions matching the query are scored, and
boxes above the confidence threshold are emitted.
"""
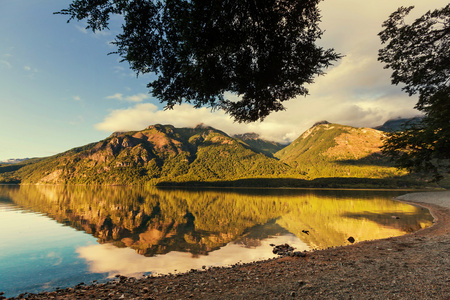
[3,124,290,185]
[0,122,440,187]
[275,123,408,179]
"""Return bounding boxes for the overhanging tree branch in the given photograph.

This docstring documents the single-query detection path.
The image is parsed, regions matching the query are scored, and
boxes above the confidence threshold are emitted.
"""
[56,0,341,122]
[378,4,450,181]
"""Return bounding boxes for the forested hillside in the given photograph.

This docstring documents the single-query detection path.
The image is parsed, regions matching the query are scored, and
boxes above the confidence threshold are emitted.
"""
[1,124,290,185]
[275,123,407,179]
[0,123,437,187]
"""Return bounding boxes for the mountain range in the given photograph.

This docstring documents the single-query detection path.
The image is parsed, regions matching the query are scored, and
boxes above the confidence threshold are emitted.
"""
[0,158,30,164]
[0,121,433,188]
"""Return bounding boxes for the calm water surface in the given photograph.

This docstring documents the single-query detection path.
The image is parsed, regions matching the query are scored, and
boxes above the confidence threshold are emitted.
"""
[0,185,433,297]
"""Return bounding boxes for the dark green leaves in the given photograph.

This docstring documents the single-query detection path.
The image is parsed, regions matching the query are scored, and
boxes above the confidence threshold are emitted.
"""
[379,5,450,109]
[379,5,450,181]
[57,0,340,122]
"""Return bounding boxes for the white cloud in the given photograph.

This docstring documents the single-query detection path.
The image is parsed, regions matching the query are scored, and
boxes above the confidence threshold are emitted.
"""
[75,22,111,37]
[24,65,38,73]
[75,24,88,34]
[95,103,232,132]
[105,93,124,101]
[113,66,125,73]
[1,52,13,69]
[95,94,420,144]
[125,93,149,102]
[77,234,305,277]
[1,60,11,68]
[93,30,111,37]
[105,93,149,102]
[73,96,81,101]
[95,98,417,144]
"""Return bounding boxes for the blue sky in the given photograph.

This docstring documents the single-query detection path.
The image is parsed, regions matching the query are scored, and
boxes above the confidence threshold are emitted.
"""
[1,0,154,161]
[0,0,445,161]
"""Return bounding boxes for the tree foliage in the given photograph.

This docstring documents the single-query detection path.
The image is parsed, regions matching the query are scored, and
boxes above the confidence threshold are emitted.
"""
[378,5,450,180]
[57,0,340,122]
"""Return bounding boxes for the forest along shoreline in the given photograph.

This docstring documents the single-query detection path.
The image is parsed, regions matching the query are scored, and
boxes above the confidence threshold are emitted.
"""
[5,191,450,300]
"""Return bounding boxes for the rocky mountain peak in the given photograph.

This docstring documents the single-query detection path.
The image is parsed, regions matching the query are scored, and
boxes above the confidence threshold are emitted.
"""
[312,120,330,128]
[194,123,212,130]
[233,133,260,140]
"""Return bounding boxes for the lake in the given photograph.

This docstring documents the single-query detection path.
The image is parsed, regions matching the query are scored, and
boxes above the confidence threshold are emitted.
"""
[0,185,433,298]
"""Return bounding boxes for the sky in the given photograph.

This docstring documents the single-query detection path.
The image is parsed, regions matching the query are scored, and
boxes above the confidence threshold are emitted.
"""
[0,0,446,161]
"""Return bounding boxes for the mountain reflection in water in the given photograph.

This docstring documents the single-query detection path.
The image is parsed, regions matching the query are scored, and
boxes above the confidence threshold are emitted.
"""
[76,234,304,276]
[1,185,434,297]
[2,185,433,258]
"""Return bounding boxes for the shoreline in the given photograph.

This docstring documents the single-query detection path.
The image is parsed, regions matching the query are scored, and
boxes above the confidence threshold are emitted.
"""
[3,181,444,193]
[5,191,450,299]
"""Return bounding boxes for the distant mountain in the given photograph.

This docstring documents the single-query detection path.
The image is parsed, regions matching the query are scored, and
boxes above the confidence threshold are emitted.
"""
[0,158,29,164]
[1,122,434,187]
[275,123,406,179]
[374,117,423,132]
[6,124,290,185]
[233,132,287,157]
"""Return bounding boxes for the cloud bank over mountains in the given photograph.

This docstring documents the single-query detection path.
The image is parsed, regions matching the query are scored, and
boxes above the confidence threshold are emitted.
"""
[95,0,439,143]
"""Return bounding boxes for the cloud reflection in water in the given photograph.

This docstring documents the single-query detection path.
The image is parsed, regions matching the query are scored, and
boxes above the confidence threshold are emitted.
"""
[77,234,307,277]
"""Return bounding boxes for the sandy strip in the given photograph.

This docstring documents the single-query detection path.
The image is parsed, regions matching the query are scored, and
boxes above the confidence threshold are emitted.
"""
[396,190,450,208]
[6,190,450,300]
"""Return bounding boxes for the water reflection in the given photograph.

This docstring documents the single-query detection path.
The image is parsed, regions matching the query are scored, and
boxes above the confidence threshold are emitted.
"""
[0,197,100,297]
[77,234,305,277]
[1,185,432,256]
